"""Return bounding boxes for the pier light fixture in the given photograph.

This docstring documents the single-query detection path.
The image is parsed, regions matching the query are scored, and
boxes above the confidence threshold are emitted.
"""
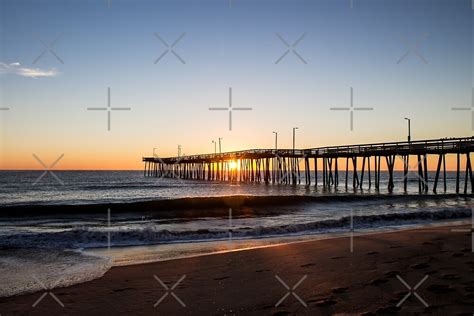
[212,140,217,154]
[404,118,411,143]
[273,131,278,151]
[292,127,299,152]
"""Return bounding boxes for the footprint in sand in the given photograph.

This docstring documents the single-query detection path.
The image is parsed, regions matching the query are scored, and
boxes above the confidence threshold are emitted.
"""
[410,263,430,269]
[366,251,379,255]
[426,284,455,294]
[369,278,388,286]
[464,285,474,292]
[113,287,134,292]
[388,297,402,305]
[332,287,348,294]
[422,241,435,246]
[300,263,316,268]
[384,270,399,278]
[313,298,337,307]
[441,273,460,280]
[374,306,401,314]
[424,305,441,312]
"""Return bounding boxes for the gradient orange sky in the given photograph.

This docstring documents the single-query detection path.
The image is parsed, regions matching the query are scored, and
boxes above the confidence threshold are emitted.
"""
[0,138,470,171]
[0,0,472,171]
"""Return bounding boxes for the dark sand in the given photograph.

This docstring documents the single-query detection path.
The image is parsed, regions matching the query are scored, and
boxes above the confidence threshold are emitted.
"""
[0,225,472,315]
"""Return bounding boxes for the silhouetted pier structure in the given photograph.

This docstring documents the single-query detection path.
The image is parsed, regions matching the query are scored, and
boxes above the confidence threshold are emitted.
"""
[143,137,473,193]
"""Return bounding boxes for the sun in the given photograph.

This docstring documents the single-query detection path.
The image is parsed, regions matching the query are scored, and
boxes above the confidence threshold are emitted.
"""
[229,161,238,170]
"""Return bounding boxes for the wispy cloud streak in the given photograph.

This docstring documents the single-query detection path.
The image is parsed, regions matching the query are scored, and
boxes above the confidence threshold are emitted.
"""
[0,62,58,78]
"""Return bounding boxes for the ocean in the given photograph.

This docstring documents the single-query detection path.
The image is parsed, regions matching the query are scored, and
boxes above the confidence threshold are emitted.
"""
[0,170,471,297]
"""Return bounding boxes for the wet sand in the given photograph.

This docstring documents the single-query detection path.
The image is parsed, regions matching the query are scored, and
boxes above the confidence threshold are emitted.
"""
[0,224,472,315]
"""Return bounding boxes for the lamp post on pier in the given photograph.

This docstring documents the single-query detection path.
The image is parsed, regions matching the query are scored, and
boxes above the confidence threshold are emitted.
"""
[292,127,299,153]
[404,118,411,143]
[273,131,278,151]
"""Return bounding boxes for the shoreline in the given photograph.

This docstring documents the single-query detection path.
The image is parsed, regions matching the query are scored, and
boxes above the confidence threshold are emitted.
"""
[1,223,472,314]
[86,218,470,267]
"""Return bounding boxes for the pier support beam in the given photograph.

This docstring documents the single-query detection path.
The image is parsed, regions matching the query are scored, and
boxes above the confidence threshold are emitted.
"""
[314,157,318,188]
[433,154,443,193]
[465,153,473,194]
[385,155,395,192]
[403,155,409,192]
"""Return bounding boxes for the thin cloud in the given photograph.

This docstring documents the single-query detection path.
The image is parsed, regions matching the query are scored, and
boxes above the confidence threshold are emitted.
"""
[0,62,58,78]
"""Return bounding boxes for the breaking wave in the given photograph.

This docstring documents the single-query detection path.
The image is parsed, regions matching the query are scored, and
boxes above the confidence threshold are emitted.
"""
[0,207,470,249]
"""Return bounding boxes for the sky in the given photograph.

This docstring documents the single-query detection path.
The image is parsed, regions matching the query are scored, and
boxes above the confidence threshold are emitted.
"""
[0,0,472,170]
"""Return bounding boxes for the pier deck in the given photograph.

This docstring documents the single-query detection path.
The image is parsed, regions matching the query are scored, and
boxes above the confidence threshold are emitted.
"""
[143,137,474,193]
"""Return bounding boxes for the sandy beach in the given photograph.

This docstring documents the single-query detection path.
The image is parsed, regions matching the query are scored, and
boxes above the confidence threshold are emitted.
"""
[0,224,472,315]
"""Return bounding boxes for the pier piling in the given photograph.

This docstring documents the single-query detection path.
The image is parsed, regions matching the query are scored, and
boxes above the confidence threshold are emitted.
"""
[143,137,473,193]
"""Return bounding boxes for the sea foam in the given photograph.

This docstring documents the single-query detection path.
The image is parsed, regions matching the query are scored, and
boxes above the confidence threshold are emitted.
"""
[0,248,111,298]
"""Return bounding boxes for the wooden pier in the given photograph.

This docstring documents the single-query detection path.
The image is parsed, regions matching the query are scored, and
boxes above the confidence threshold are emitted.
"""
[143,137,474,193]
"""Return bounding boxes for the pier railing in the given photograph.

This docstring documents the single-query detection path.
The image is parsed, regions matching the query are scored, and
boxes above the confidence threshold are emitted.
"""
[144,137,474,163]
